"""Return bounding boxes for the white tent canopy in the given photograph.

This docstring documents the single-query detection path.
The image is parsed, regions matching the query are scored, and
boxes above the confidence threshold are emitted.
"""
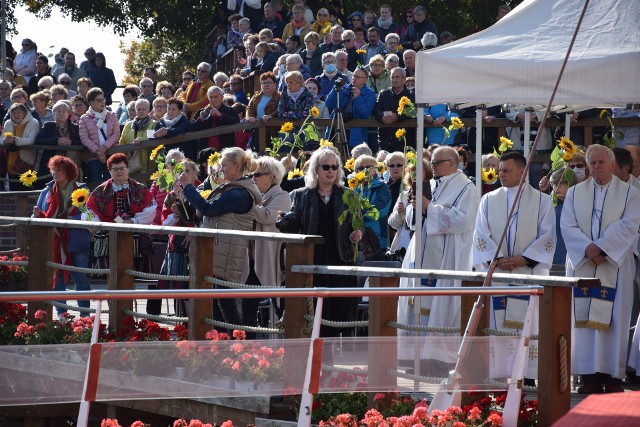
[416,0,640,107]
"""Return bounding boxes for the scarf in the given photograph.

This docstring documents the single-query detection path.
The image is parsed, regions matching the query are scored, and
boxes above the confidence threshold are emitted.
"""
[6,119,29,175]
[288,86,305,102]
[90,107,108,145]
[291,18,307,29]
[45,181,78,286]
[57,120,70,138]
[132,116,151,136]
[377,16,393,29]
[162,113,182,129]
[87,178,153,223]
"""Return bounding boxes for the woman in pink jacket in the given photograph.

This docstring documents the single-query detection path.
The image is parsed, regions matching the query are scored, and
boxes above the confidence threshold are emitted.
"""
[79,88,120,182]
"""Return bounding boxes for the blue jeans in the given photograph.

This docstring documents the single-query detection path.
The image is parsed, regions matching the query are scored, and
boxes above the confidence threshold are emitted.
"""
[86,159,109,183]
[54,252,92,317]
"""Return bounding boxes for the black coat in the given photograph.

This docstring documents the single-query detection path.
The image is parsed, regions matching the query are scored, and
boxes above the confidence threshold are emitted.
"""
[35,119,81,174]
[190,104,240,151]
[372,86,416,152]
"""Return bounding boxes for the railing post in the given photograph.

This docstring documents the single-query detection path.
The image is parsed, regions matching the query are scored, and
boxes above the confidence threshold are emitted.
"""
[258,124,267,154]
[27,225,53,322]
[284,242,315,339]
[584,126,593,146]
[107,230,134,332]
[538,285,571,425]
[16,193,31,252]
[188,234,214,340]
[460,281,490,406]
[368,275,399,409]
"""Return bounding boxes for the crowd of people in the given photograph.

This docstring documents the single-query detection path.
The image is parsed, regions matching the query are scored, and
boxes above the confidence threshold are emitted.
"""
[3,1,640,396]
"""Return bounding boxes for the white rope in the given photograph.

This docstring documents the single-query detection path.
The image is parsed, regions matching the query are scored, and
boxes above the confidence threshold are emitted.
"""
[0,260,28,266]
[202,317,284,335]
[303,314,368,328]
[488,378,538,393]
[46,261,109,275]
[387,321,461,334]
[47,300,108,314]
[123,268,190,282]
[482,328,539,340]
[123,309,188,323]
[392,368,448,384]
[0,247,21,254]
[321,364,368,375]
[0,223,18,228]
[203,275,285,289]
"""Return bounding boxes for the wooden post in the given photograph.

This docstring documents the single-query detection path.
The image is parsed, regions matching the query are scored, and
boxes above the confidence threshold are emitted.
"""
[27,225,54,322]
[188,235,214,341]
[460,281,490,406]
[258,126,267,155]
[368,275,399,409]
[16,194,30,252]
[284,242,315,339]
[538,286,572,426]
[584,126,593,146]
[107,230,134,332]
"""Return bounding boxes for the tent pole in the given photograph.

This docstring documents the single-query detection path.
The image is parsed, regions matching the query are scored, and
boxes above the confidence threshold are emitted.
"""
[565,112,571,139]
[414,106,424,276]
[1,0,6,81]
[475,108,483,196]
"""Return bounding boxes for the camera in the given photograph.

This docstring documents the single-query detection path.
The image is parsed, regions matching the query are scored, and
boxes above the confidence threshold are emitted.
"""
[276,211,297,232]
[334,77,346,90]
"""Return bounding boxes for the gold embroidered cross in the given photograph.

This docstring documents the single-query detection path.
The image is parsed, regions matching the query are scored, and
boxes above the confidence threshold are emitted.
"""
[476,238,487,251]
[600,288,609,299]
[544,241,554,253]
[581,287,589,296]
[500,297,507,308]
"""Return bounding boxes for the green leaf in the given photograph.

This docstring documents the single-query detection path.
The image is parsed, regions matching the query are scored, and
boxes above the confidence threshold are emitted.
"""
[338,210,348,224]
[366,208,379,221]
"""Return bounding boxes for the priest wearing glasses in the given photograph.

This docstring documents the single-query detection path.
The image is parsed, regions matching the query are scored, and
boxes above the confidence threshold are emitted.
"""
[561,144,640,394]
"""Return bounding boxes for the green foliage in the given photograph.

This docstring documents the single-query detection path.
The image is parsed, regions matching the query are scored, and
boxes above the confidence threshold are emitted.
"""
[311,392,369,423]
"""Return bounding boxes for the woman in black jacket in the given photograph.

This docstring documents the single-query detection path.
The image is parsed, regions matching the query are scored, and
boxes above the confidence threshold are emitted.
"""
[278,146,362,338]
[35,100,82,177]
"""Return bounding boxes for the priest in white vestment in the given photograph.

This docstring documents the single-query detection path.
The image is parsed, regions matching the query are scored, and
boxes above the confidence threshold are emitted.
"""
[397,146,479,363]
[473,151,556,380]
[561,144,640,394]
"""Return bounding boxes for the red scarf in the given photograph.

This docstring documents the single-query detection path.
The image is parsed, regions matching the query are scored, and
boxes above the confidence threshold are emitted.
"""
[291,19,307,29]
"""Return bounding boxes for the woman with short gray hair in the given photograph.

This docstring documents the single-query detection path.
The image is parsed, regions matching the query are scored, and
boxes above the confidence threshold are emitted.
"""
[36,99,83,175]
[118,97,157,174]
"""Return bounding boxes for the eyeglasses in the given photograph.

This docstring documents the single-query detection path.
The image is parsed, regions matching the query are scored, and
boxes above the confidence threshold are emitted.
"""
[183,77,193,81]
[197,69,208,73]
[261,81,275,86]
[319,164,340,171]
[568,163,585,169]
[430,159,451,167]
[10,95,25,100]
[342,39,353,43]
[406,15,413,18]
[60,81,71,85]
[93,98,106,103]
[252,171,271,178]
[388,163,404,168]
[370,64,383,68]
[110,166,127,172]
[141,85,152,88]
[357,165,376,171]
[22,44,29,47]
[38,85,48,90]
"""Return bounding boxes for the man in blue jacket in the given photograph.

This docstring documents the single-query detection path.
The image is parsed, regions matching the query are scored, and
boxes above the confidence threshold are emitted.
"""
[324,67,376,151]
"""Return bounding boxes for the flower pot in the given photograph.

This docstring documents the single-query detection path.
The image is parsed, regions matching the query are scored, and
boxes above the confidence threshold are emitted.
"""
[0,279,28,292]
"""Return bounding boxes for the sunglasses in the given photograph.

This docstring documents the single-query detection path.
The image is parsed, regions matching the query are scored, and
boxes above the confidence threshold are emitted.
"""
[343,39,353,43]
[319,164,339,171]
[388,163,404,168]
[252,171,270,178]
[357,165,375,171]
[141,85,152,88]
[568,163,585,169]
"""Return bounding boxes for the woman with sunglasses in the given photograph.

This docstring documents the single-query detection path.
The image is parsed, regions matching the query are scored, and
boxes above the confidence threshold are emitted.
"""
[277,147,363,338]
[400,8,415,39]
[385,151,405,208]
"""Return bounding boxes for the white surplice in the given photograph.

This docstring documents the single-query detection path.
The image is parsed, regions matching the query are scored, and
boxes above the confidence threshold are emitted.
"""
[397,171,479,361]
[561,176,640,378]
[473,184,556,378]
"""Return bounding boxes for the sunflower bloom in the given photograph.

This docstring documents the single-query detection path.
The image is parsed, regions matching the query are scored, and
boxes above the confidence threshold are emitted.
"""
[71,188,90,208]
[481,168,497,184]
[599,109,608,119]
[355,171,366,182]
[280,122,294,133]
[377,161,386,175]
[356,49,366,55]
[288,168,304,179]
[199,189,212,200]
[3,132,13,138]
[19,170,37,187]
[149,144,165,160]
[562,152,574,162]
[208,152,221,167]
[310,106,320,117]
[558,136,576,154]
[319,138,333,147]
[450,117,464,130]
[395,128,406,139]
[406,151,416,161]
[498,136,513,153]
[348,177,359,189]
[150,171,160,180]
[344,158,356,171]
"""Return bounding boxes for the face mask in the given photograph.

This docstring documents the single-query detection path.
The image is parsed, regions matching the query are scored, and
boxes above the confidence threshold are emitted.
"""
[458,163,464,171]
[325,64,337,74]
[278,64,286,74]
[573,167,586,180]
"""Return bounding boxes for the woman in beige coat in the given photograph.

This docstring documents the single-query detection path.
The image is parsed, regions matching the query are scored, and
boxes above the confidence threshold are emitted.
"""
[243,156,291,337]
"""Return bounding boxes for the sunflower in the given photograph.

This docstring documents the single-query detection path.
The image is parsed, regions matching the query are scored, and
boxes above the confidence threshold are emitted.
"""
[558,136,576,155]
[150,171,160,180]
[280,122,294,133]
[199,189,212,200]
[319,138,333,147]
[149,144,165,160]
[19,170,37,187]
[3,132,13,138]
[377,161,386,175]
[310,106,320,118]
[208,152,221,167]
[395,128,406,139]
[450,117,464,130]
[406,151,416,161]
[288,168,304,179]
[71,188,90,208]
[498,136,513,153]
[561,152,574,162]
[481,167,497,184]
[355,171,366,182]
[344,158,356,171]
[356,49,366,55]
[347,177,359,189]
[599,109,608,119]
